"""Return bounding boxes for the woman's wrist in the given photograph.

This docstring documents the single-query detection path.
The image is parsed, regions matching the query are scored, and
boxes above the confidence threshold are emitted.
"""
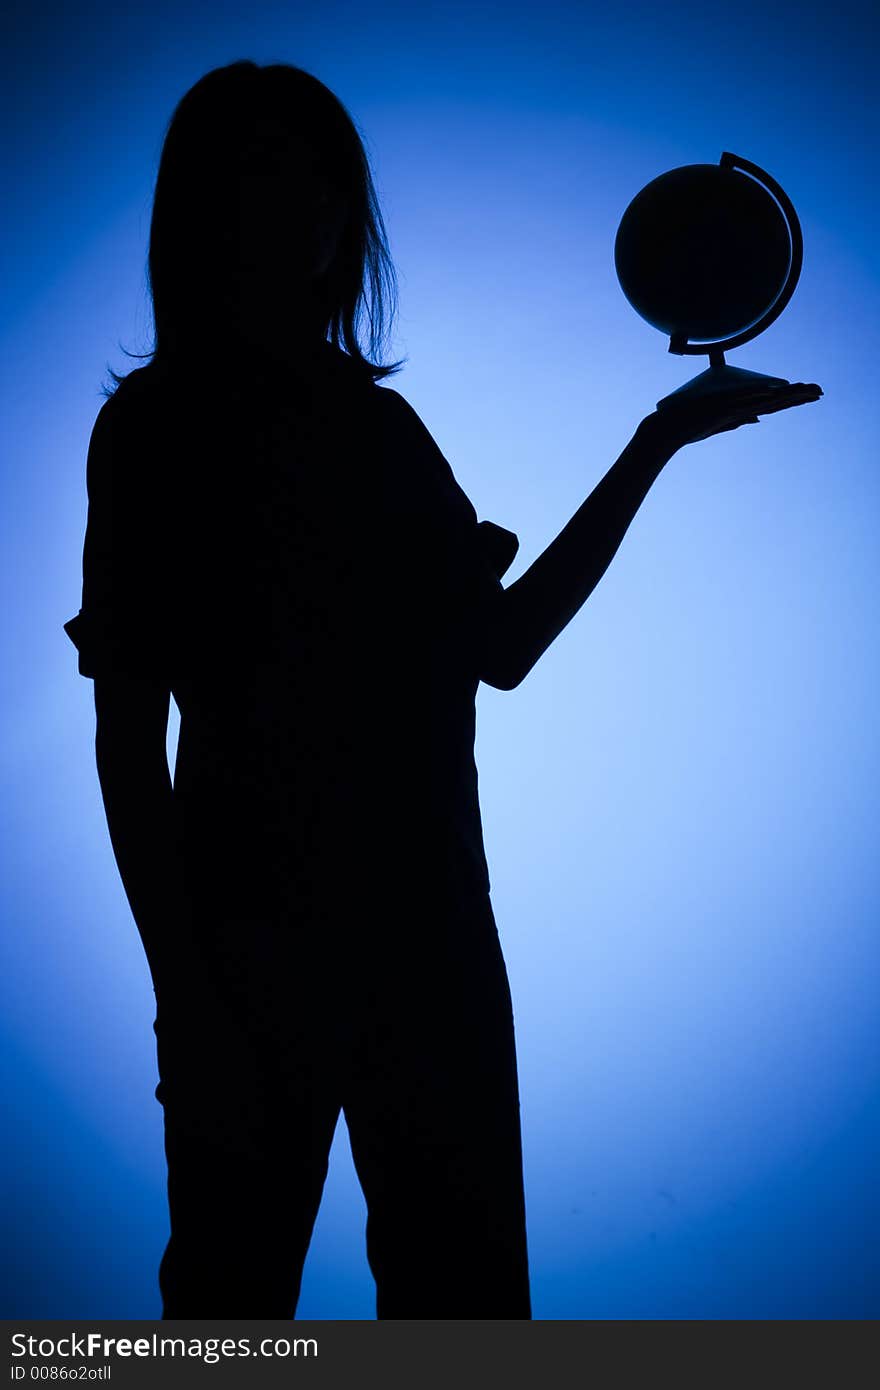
[632,412,682,465]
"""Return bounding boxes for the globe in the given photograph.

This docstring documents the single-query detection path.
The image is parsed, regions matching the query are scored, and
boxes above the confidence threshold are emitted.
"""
[613,153,803,409]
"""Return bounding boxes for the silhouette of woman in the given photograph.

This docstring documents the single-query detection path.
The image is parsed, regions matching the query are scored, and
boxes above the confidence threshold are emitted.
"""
[64,61,822,1319]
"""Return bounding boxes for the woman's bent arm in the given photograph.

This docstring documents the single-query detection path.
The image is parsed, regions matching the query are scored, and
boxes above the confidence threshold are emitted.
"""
[478,420,674,691]
[477,381,823,691]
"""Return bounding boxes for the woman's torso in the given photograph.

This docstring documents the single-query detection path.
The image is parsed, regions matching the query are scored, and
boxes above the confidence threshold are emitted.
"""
[128,348,492,915]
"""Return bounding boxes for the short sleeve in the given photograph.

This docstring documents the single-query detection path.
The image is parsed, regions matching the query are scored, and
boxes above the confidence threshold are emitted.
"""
[375,387,519,632]
[63,379,177,682]
[475,518,519,580]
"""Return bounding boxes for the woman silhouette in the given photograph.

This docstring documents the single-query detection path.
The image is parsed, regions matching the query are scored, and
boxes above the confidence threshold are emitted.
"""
[64,61,821,1319]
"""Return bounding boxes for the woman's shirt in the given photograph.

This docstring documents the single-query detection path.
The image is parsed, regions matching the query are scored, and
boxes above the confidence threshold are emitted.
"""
[64,344,519,914]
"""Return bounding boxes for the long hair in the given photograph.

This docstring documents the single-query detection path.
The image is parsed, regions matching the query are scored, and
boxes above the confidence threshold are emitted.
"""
[106,60,404,393]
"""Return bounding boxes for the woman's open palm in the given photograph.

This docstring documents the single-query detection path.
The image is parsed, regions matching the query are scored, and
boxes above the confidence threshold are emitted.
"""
[641,380,823,452]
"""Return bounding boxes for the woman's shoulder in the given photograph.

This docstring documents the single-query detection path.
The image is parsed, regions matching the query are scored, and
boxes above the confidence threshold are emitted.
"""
[96,361,178,436]
[372,380,413,416]
[87,362,185,501]
[372,384,464,488]
[106,357,185,409]
[371,382,444,456]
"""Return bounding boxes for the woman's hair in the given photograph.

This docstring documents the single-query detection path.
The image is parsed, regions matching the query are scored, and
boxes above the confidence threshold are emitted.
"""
[105,60,404,393]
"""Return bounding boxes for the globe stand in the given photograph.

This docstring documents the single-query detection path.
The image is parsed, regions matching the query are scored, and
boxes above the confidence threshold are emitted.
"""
[656,348,789,411]
[615,152,805,418]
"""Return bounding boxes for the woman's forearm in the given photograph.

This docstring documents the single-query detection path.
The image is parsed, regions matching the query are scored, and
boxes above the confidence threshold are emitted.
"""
[479,422,676,689]
[96,740,190,977]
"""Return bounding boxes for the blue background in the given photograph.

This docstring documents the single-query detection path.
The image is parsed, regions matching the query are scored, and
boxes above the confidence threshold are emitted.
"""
[3,0,878,1318]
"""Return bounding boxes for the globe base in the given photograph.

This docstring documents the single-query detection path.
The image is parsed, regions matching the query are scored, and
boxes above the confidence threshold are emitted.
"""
[656,362,790,411]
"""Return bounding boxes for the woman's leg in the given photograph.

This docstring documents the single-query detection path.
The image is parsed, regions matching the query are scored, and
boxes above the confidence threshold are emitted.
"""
[152,909,342,1318]
[342,888,531,1319]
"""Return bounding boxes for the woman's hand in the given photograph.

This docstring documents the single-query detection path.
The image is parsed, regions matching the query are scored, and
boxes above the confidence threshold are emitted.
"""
[637,380,823,454]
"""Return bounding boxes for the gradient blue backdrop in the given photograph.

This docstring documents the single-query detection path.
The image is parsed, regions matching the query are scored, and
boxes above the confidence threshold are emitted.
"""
[4,0,878,1319]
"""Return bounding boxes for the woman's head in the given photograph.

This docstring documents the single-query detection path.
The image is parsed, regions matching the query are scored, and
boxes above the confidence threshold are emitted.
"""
[110,60,403,389]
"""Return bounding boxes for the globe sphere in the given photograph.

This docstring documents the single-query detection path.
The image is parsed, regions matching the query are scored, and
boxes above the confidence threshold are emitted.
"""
[614,163,792,343]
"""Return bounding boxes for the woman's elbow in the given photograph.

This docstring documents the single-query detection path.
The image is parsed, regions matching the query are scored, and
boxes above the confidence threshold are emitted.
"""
[477,658,524,692]
[475,630,527,690]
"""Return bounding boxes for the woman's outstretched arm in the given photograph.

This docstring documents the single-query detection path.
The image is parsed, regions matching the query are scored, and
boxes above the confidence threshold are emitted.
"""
[93,673,187,992]
[477,380,822,691]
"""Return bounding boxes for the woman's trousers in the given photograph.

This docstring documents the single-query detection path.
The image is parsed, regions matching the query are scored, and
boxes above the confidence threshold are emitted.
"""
[149,878,531,1319]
